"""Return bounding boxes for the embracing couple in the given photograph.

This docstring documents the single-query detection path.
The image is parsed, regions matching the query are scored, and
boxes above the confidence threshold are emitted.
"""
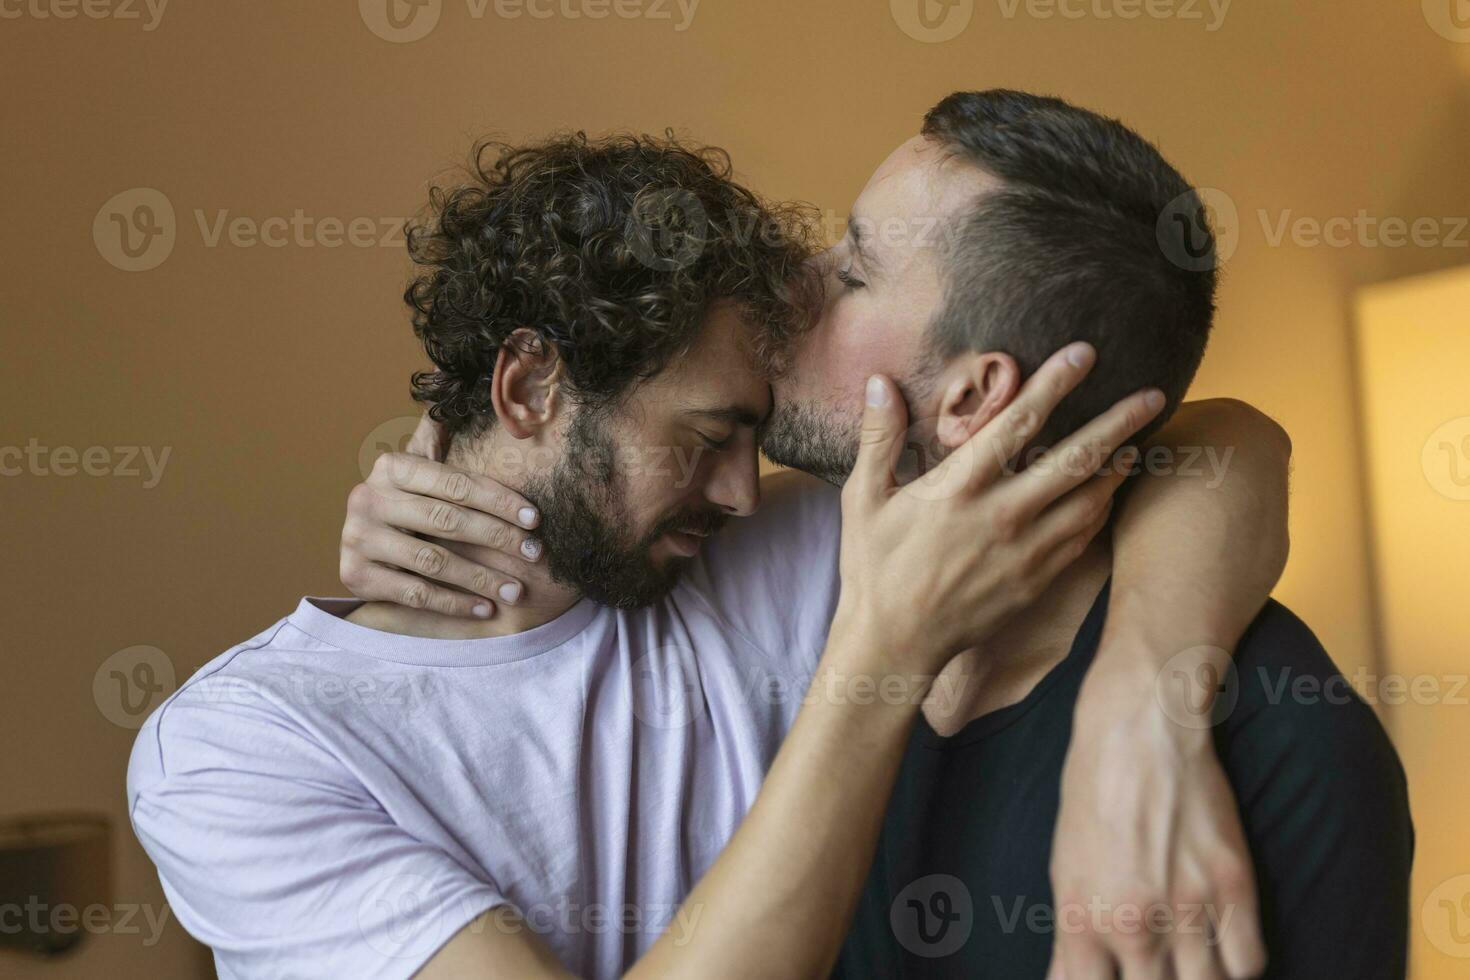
[128,90,1413,979]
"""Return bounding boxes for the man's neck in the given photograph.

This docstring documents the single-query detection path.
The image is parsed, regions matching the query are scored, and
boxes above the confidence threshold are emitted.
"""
[346,434,584,640]
[923,537,1113,737]
[345,543,583,640]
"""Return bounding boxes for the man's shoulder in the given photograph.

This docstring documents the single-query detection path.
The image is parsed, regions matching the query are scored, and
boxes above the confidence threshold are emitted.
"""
[127,610,355,805]
[1221,599,1409,812]
[1230,600,1382,726]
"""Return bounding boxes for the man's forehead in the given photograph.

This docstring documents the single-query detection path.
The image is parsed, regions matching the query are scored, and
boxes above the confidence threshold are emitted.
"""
[649,306,772,421]
[852,134,1001,235]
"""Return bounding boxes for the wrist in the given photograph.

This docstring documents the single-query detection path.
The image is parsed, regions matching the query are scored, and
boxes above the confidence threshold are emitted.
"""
[818,606,938,708]
[1076,628,1224,741]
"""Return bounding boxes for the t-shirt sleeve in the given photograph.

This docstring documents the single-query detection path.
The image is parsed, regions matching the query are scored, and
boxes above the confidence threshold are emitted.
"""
[1220,601,1415,979]
[681,469,844,670]
[127,675,505,980]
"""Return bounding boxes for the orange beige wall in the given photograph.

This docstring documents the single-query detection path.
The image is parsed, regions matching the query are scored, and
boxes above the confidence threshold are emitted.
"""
[1357,267,1470,978]
[2,2,1467,976]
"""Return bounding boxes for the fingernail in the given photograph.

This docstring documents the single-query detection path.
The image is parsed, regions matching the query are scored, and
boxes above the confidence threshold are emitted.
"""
[1145,389,1166,411]
[1066,342,1094,369]
[499,582,522,603]
[521,539,542,561]
[866,376,889,408]
[517,506,539,528]
[472,603,492,619]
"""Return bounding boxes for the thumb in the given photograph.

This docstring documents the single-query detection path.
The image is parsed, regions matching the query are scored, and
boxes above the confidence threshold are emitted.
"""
[851,375,907,500]
[406,411,449,461]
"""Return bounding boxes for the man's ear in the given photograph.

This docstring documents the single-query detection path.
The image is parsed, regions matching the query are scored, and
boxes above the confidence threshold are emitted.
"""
[933,350,1020,451]
[490,328,565,440]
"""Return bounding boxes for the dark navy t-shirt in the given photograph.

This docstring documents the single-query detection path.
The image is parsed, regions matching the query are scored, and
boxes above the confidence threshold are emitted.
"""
[835,581,1414,979]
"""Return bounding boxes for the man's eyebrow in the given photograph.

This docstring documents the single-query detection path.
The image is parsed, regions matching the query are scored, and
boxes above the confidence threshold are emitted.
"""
[688,406,764,428]
[849,215,881,272]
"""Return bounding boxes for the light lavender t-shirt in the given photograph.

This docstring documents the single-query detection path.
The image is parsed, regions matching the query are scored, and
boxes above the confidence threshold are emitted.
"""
[127,471,842,980]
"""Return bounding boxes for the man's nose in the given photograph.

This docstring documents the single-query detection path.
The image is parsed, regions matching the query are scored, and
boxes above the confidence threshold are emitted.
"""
[705,448,761,518]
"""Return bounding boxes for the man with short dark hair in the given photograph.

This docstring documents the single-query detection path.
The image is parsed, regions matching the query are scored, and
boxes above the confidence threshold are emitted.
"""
[765,90,1412,978]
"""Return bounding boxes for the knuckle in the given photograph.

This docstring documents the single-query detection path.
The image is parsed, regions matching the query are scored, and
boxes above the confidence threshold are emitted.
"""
[346,481,378,516]
[340,516,363,550]
[428,502,461,533]
[1176,882,1210,910]
[441,471,472,502]
[1070,442,1101,477]
[989,503,1021,541]
[1114,938,1161,962]
[338,555,363,587]
[400,580,431,610]
[468,566,496,597]
[1009,407,1040,442]
[484,523,511,551]
[1212,858,1252,897]
[381,451,418,486]
[412,544,447,576]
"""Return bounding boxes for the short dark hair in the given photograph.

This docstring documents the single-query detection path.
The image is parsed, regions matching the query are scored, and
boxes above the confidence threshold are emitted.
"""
[406,132,819,440]
[922,90,1218,447]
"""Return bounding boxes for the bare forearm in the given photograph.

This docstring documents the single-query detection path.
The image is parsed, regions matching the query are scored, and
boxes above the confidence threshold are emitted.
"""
[630,614,921,980]
[1093,398,1291,697]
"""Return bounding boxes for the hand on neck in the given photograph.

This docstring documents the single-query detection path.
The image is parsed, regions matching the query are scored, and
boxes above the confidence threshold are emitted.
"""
[347,431,585,640]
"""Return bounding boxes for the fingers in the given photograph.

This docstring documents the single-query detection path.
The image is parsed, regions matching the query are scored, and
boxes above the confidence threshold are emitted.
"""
[1057,934,1115,980]
[1027,448,1136,554]
[1214,866,1266,979]
[367,490,544,562]
[370,452,541,532]
[1172,930,1227,980]
[341,521,527,607]
[847,376,909,504]
[943,342,1098,492]
[339,562,498,619]
[999,386,1163,522]
[404,412,449,461]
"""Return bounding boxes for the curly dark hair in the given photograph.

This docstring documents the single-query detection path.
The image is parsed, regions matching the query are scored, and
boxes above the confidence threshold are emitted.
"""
[404,132,821,440]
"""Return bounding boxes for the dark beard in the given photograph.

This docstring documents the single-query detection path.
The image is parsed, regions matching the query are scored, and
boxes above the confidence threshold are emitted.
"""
[760,400,857,486]
[522,411,728,609]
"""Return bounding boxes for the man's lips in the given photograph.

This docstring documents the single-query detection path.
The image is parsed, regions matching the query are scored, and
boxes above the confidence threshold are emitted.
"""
[663,528,709,557]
